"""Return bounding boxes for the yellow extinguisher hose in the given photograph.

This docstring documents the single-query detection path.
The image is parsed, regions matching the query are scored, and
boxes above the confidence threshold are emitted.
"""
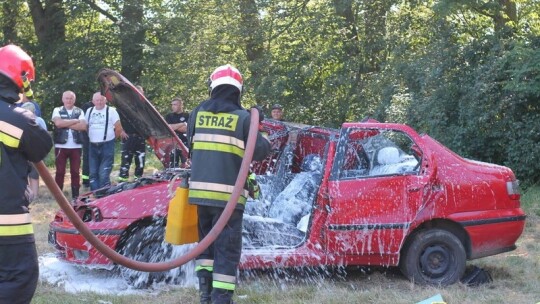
[36,108,261,272]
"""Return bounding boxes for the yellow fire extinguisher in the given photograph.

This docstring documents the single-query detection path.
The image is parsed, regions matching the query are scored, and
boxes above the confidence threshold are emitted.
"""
[165,175,199,245]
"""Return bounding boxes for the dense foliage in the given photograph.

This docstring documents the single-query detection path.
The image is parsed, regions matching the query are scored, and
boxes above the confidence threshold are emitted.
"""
[2,0,539,185]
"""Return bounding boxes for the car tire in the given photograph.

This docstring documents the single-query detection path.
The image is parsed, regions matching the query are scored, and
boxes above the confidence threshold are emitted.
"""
[400,228,466,286]
[118,223,181,288]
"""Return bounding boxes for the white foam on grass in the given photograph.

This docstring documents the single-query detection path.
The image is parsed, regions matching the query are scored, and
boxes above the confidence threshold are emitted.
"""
[38,253,175,295]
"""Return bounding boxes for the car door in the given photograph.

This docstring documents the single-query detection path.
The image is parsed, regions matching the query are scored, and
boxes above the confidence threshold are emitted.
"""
[325,127,426,256]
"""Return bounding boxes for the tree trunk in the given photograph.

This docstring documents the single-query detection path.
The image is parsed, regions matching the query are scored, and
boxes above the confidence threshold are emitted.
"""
[27,0,67,76]
[494,0,517,35]
[238,0,266,104]
[120,0,145,83]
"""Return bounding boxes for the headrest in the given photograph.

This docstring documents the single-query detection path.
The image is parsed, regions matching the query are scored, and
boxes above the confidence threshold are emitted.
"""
[377,147,400,165]
[301,154,322,172]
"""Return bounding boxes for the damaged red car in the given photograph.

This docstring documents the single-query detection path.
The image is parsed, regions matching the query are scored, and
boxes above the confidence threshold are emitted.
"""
[48,76,526,287]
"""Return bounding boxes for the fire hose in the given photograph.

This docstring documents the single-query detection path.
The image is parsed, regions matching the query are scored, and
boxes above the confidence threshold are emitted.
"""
[35,109,260,272]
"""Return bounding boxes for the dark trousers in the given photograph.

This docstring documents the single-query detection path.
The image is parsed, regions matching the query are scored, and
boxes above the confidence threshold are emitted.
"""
[169,148,187,168]
[119,134,146,179]
[0,243,39,304]
[54,148,82,193]
[196,205,243,297]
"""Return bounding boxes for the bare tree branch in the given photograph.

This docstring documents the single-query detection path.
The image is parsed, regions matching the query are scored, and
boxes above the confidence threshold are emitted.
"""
[80,0,118,23]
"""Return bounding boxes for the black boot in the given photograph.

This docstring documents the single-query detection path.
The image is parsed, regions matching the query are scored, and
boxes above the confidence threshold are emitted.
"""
[198,271,212,304]
[71,186,79,199]
[211,288,235,304]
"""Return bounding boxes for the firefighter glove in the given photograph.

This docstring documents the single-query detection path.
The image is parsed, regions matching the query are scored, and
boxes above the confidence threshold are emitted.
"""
[247,172,260,199]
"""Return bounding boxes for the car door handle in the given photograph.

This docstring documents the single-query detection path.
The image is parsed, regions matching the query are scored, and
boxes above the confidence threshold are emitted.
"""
[408,187,421,192]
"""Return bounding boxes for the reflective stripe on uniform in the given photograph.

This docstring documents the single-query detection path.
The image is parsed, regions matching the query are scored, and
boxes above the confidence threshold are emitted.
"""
[195,265,214,272]
[196,259,214,267]
[195,259,214,272]
[0,224,33,236]
[212,273,236,291]
[193,133,245,150]
[190,181,249,199]
[0,121,23,148]
[192,142,245,158]
[0,213,32,225]
[189,190,248,205]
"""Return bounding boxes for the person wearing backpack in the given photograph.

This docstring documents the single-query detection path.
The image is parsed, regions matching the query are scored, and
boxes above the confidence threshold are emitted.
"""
[51,90,87,199]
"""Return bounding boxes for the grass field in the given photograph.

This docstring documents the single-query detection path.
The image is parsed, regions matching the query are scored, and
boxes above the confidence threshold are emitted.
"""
[29,154,540,303]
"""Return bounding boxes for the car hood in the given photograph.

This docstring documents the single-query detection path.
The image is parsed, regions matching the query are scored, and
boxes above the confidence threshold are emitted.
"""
[97,69,186,168]
[91,181,172,219]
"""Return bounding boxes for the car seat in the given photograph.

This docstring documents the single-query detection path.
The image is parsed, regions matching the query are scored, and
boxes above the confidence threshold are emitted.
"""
[267,154,322,226]
[370,146,401,176]
[300,154,322,172]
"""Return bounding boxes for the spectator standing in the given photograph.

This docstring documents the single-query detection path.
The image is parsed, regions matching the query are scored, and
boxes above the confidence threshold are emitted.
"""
[85,92,122,190]
[270,104,284,121]
[51,91,87,199]
[21,102,46,130]
[117,85,146,181]
[165,97,189,167]
[80,100,93,187]
[21,102,47,200]
[0,44,53,304]
[187,64,271,304]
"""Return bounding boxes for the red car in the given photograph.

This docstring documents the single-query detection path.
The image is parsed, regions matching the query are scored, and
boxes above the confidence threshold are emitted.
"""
[49,72,526,287]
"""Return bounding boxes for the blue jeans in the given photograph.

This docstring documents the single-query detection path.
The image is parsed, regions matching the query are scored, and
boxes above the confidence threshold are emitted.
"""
[89,140,115,190]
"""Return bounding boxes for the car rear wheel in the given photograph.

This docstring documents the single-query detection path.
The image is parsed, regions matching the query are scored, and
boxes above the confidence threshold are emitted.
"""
[118,223,182,288]
[400,229,466,286]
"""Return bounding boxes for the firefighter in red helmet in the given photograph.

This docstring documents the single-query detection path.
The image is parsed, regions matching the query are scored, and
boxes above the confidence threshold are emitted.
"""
[0,44,52,304]
[187,64,271,304]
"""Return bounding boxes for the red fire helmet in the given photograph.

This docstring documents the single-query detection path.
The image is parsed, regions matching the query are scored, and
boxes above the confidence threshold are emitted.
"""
[0,44,35,92]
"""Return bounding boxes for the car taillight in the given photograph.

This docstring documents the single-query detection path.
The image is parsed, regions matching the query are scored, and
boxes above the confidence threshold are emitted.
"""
[506,180,520,200]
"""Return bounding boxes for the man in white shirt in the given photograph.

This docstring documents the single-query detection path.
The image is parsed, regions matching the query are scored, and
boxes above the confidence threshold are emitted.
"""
[51,90,87,199]
[85,92,122,190]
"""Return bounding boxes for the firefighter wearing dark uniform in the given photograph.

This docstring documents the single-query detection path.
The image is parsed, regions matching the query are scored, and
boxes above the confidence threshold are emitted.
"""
[188,64,271,304]
[0,44,53,304]
[117,85,146,181]
[165,97,190,168]
[117,115,146,181]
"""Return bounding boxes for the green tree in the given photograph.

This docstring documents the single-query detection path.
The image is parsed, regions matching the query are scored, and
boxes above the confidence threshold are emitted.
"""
[1,0,20,44]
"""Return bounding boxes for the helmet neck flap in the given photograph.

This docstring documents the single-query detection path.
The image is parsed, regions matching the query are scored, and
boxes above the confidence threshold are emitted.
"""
[0,74,21,104]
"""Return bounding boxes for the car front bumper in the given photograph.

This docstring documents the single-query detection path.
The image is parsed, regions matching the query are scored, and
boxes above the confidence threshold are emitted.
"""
[48,218,133,266]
